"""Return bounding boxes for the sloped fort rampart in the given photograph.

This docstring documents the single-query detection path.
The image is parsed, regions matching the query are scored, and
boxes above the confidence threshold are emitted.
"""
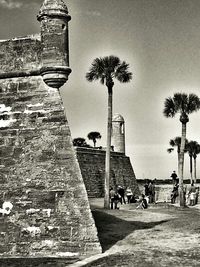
[75,147,140,198]
[0,0,101,262]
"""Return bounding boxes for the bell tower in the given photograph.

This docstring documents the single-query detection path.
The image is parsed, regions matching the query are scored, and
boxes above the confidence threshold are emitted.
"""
[37,0,71,88]
[112,113,125,154]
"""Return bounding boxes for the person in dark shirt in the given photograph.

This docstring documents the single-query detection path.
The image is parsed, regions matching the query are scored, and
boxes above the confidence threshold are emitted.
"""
[144,180,149,197]
[171,181,179,204]
[117,185,126,204]
[171,171,178,183]
[110,187,120,209]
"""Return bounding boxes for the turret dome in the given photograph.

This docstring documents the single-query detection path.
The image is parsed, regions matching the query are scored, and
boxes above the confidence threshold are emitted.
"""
[112,113,124,122]
[37,0,71,21]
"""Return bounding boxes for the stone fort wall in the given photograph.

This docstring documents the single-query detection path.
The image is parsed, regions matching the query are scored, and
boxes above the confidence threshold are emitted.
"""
[0,75,101,259]
[0,0,101,262]
[75,147,140,198]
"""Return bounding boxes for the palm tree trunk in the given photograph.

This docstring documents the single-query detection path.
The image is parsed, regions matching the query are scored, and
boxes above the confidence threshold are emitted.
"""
[194,156,197,183]
[104,86,113,209]
[178,152,180,178]
[189,155,193,182]
[179,122,187,207]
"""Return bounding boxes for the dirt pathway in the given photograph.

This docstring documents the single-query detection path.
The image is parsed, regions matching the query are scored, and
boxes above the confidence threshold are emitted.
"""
[73,200,200,267]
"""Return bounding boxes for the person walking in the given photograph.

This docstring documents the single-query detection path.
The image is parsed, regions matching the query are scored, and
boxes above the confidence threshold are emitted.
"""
[171,171,178,184]
[171,181,179,204]
[117,185,126,204]
[110,187,119,209]
[187,181,196,206]
[144,180,149,197]
[148,181,153,203]
[151,180,156,204]
[126,187,133,204]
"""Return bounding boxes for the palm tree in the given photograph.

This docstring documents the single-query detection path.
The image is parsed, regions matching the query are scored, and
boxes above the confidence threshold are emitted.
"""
[73,137,90,147]
[87,131,101,147]
[185,141,198,182]
[163,93,200,207]
[192,142,200,183]
[167,137,188,176]
[86,55,132,209]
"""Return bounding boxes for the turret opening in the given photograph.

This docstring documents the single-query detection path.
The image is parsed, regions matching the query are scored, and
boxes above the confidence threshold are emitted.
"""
[62,24,66,30]
[120,123,124,134]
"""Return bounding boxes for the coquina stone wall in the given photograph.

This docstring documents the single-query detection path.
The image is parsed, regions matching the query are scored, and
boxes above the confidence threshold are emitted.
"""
[0,0,101,263]
[75,147,140,198]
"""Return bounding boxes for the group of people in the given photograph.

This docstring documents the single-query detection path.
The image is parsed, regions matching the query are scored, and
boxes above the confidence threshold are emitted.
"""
[144,179,156,204]
[109,185,136,209]
[109,171,199,210]
[187,180,199,206]
[170,171,199,206]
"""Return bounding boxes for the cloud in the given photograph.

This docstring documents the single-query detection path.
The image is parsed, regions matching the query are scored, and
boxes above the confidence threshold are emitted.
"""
[0,0,42,9]
[0,0,22,9]
[85,11,101,17]
[74,10,101,17]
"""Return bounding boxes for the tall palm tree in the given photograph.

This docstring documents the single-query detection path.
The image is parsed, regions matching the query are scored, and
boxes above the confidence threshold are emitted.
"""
[87,131,101,147]
[163,93,200,207]
[167,137,188,176]
[86,55,132,209]
[192,142,200,183]
[185,140,198,182]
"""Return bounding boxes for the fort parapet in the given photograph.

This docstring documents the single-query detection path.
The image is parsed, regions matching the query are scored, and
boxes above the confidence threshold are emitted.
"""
[75,147,140,197]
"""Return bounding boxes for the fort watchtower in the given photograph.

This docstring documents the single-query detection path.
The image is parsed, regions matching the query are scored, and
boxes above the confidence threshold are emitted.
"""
[37,0,71,88]
[112,113,125,154]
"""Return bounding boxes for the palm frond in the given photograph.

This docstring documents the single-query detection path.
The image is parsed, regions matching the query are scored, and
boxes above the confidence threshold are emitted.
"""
[167,148,174,153]
[187,93,200,114]
[102,56,120,73]
[172,93,200,115]
[115,61,129,74]
[116,71,132,83]
[169,139,176,147]
[193,143,200,158]
[168,137,188,154]
[186,140,198,152]
[107,55,120,68]
[174,137,182,146]
[100,75,105,85]
[163,97,176,117]
[86,57,105,82]
[85,70,100,82]
[173,93,188,113]
[115,61,132,83]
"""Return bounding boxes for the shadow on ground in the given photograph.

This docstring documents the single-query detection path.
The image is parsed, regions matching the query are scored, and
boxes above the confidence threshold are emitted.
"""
[0,257,79,267]
[92,210,169,252]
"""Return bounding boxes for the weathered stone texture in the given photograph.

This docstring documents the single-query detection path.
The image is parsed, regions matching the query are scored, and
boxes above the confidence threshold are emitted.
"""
[40,18,69,66]
[0,76,101,259]
[75,147,140,198]
[0,36,41,75]
[0,0,101,262]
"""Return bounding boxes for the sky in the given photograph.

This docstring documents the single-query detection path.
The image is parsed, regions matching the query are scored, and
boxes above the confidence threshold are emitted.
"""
[1,0,200,179]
